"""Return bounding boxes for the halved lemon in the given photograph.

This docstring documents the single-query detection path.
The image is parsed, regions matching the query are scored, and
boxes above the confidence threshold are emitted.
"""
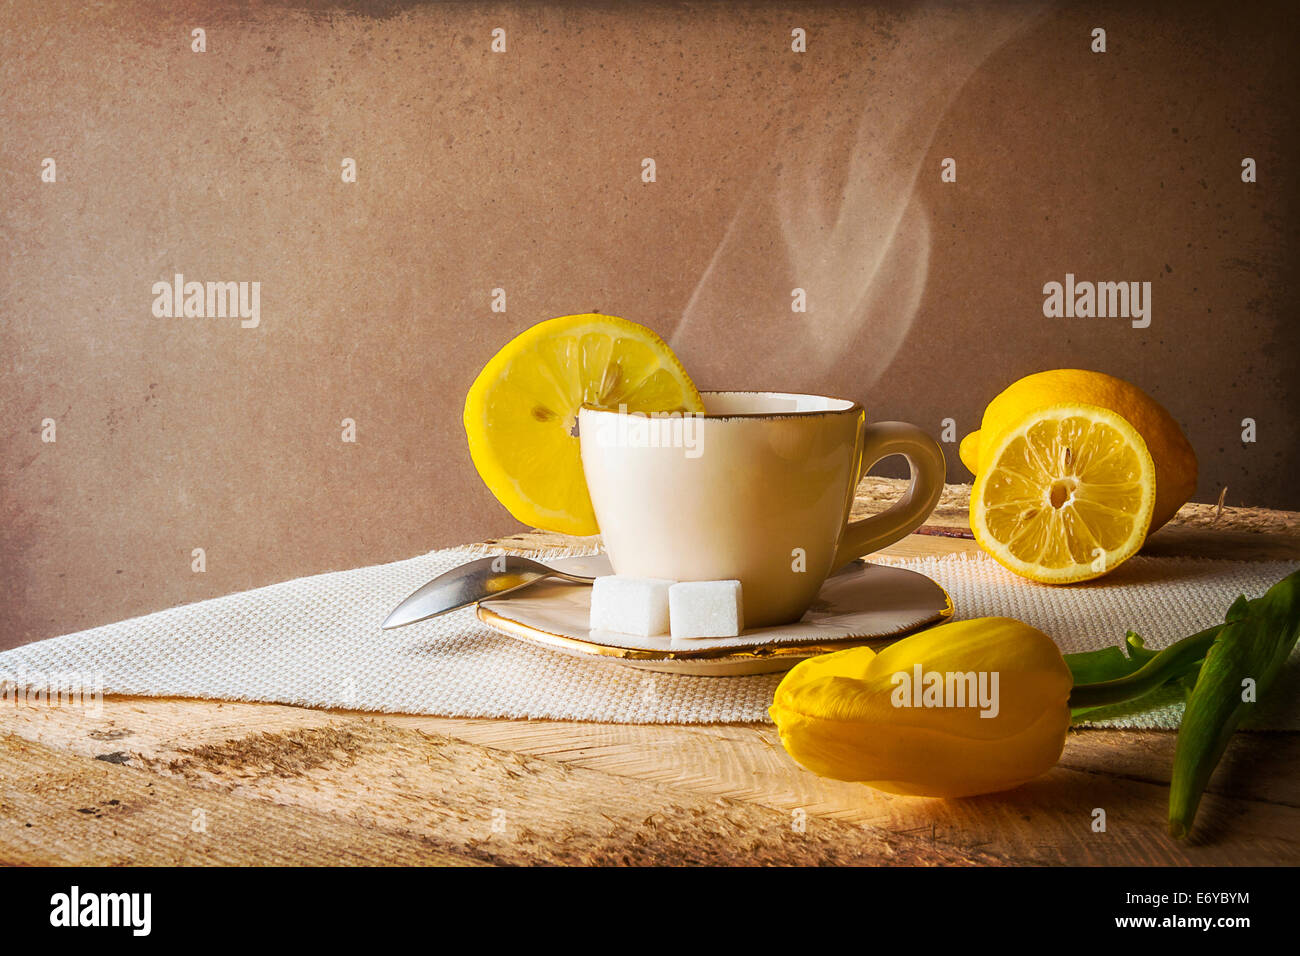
[463,314,704,535]
[959,369,1196,531]
[970,404,1156,583]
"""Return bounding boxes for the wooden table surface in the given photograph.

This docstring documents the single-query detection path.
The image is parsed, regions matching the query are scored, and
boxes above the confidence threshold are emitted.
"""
[2,483,1297,866]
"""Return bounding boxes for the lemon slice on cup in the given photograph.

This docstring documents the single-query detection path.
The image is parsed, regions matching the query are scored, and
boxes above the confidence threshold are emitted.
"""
[463,314,705,536]
[970,404,1156,584]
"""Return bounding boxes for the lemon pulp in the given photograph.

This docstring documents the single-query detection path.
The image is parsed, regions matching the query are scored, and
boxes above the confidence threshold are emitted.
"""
[971,404,1156,583]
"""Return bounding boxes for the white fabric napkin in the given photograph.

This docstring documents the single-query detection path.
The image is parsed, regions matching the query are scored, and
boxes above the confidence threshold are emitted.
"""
[1,545,1295,729]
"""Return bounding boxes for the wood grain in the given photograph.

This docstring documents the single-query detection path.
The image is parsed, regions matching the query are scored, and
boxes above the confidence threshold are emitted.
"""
[1,704,1016,866]
[0,733,483,866]
[2,696,1295,865]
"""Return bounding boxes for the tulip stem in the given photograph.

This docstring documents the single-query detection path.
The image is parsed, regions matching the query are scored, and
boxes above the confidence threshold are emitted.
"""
[1067,624,1221,709]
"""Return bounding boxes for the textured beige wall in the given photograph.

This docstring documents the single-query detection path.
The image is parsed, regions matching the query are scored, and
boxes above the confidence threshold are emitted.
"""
[2,0,1297,649]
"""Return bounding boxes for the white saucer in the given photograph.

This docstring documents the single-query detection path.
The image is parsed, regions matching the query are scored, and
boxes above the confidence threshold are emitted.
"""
[477,556,953,676]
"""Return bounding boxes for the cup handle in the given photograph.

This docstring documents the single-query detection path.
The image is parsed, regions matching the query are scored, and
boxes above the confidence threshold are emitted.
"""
[832,421,946,568]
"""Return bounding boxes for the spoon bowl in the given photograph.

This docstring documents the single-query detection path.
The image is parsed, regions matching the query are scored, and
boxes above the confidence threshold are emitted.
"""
[381,553,609,629]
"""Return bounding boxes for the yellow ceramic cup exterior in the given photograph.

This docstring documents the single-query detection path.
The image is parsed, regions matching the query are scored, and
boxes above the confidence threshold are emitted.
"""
[578,391,946,629]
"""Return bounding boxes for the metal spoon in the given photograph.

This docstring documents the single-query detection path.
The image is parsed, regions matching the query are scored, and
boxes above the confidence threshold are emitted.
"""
[381,553,610,629]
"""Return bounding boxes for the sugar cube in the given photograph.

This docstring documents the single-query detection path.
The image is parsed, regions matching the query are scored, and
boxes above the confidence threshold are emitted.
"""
[589,575,674,636]
[669,580,744,639]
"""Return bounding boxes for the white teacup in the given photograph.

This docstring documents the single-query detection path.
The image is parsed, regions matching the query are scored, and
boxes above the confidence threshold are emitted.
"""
[578,391,946,629]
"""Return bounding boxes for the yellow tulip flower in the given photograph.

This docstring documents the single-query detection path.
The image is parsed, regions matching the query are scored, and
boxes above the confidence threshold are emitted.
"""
[770,617,1073,798]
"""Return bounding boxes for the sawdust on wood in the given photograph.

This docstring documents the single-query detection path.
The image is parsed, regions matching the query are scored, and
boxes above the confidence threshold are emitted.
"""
[168,726,368,779]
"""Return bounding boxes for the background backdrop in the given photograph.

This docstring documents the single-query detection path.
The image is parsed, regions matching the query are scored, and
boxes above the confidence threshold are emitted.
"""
[3,0,1297,649]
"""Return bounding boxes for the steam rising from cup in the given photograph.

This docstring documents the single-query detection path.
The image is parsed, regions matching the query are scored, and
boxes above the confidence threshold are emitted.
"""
[670,6,1045,398]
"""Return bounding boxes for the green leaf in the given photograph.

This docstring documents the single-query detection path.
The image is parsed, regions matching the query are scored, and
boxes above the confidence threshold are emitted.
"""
[1067,624,1218,717]
[1065,632,1193,722]
[1064,631,1158,685]
[1169,569,1300,838]
[1224,594,1251,624]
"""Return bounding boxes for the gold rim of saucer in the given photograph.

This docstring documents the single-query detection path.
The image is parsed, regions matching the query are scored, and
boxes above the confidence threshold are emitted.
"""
[475,582,954,663]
